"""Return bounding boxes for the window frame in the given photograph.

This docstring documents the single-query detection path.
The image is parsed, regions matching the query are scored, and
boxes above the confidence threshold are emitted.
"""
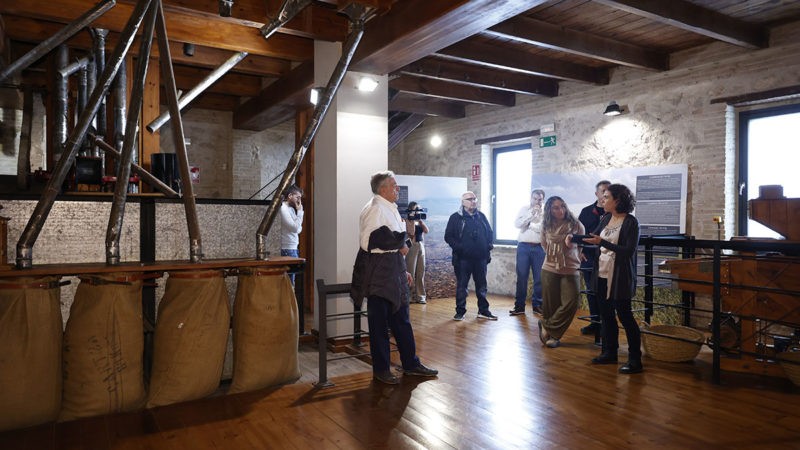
[491,142,532,245]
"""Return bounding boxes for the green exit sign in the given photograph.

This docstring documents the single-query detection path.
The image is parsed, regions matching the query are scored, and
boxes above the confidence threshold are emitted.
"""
[539,135,557,148]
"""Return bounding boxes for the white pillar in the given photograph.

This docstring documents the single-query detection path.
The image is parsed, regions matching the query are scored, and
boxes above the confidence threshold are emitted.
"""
[313,40,388,335]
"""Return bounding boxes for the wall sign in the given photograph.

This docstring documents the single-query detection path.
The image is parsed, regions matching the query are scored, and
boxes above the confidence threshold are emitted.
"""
[471,164,481,181]
[539,135,557,148]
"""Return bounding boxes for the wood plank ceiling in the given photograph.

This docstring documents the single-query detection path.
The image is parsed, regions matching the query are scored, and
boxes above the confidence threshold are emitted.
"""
[3,0,800,148]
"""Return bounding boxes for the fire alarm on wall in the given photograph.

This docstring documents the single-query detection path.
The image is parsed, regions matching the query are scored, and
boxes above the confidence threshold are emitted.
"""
[190,166,200,183]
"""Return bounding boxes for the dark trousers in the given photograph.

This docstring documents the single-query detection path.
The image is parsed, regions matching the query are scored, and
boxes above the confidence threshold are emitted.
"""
[455,258,489,315]
[597,277,642,361]
[367,295,420,374]
[581,259,600,328]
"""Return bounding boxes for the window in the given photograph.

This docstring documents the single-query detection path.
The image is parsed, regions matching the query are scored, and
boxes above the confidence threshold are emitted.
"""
[492,143,532,243]
[738,104,800,237]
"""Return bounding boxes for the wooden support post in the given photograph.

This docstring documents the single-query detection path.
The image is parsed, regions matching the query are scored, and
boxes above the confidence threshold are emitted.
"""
[140,54,160,192]
[295,106,314,317]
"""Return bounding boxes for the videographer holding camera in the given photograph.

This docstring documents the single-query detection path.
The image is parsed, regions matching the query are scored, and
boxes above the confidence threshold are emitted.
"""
[405,201,429,304]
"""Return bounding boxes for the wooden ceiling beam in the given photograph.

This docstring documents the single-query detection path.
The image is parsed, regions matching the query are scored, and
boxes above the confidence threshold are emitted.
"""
[233,61,313,130]
[389,74,515,107]
[389,94,466,119]
[397,56,558,97]
[388,113,426,150]
[164,0,347,41]
[594,0,767,49]
[486,16,668,71]
[352,0,550,75]
[4,16,292,77]
[437,39,609,85]
[0,0,313,60]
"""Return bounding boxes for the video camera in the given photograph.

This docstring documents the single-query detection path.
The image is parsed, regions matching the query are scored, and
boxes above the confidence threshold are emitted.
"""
[406,207,427,221]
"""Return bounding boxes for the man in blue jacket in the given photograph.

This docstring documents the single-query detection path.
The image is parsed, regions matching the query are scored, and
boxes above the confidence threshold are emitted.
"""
[444,191,497,321]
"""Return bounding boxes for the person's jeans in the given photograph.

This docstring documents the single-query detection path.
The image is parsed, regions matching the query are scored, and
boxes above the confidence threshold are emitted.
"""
[514,242,545,309]
[281,248,299,284]
[366,295,420,374]
[597,277,642,361]
[455,257,489,315]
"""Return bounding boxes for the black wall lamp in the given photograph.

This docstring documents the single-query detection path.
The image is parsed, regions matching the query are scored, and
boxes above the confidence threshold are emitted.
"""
[603,101,622,116]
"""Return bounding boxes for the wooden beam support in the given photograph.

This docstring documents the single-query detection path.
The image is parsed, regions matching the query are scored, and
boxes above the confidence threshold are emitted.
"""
[233,61,313,130]
[352,0,550,74]
[398,56,558,97]
[166,0,348,41]
[389,74,515,106]
[388,113,425,150]
[0,0,314,60]
[4,16,293,77]
[389,94,465,119]
[594,0,767,49]
[486,16,668,71]
[437,39,609,85]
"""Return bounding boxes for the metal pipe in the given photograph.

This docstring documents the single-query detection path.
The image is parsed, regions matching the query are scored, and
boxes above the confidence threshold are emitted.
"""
[90,134,178,197]
[145,51,248,133]
[218,0,233,17]
[76,65,89,157]
[52,45,69,165]
[92,29,109,143]
[155,0,202,263]
[106,0,158,265]
[112,59,127,172]
[255,7,370,260]
[0,0,116,84]
[17,87,33,190]
[260,0,311,40]
[59,56,90,79]
[16,0,153,269]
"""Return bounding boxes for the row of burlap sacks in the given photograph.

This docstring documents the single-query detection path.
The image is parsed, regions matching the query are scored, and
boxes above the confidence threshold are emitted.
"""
[0,267,300,432]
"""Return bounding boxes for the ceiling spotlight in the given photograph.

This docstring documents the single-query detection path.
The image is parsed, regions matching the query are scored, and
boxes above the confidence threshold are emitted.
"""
[309,87,322,106]
[430,135,442,148]
[603,101,622,116]
[357,76,379,92]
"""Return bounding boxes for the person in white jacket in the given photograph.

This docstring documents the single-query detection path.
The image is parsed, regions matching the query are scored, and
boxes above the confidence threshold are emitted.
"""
[280,185,304,283]
[510,189,546,316]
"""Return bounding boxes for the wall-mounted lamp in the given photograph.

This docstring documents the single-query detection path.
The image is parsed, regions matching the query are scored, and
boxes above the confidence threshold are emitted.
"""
[430,134,442,148]
[356,76,379,92]
[309,87,322,105]
[603,101,622,116]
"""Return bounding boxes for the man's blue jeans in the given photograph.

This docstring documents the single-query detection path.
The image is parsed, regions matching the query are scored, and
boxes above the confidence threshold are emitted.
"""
[281,248,299,283]
[514,242,545,309]
[455,257,489,315]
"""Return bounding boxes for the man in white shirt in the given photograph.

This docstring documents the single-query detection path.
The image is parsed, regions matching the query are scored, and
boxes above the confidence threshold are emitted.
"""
[510,189,546,316]
[356,171,438,385]
[279,185,304,283]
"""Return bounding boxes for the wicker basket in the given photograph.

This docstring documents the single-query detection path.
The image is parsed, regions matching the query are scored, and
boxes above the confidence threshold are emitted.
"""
[641,324,705,362]
[778,351,800,386]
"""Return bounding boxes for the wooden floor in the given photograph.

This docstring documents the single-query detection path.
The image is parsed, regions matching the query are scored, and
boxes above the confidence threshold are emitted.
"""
[2,295,799,449]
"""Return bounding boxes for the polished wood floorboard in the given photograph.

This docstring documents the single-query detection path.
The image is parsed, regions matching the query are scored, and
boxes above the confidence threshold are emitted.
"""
[2,295,799,449]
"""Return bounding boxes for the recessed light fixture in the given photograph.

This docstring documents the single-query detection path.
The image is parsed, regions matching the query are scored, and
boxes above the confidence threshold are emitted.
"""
[357,76,379,92]
[603,101,622,116]
[430,135,442,148]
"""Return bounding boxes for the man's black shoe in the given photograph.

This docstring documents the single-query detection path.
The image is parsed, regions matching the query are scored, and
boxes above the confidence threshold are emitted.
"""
[373,371,400,384]
[404,363,439,377]
[619,361,644,374]
[591,354,618,365]
[531,306,544,315]
[509,307,525,316]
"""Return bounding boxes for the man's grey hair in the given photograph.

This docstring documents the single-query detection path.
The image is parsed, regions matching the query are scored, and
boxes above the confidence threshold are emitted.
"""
[370,170,395,194]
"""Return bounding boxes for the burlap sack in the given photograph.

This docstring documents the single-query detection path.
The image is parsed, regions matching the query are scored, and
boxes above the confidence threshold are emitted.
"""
[229,268,300,394]
[147,270,230,408]
[0,276,62,432]
[59,273,145,421]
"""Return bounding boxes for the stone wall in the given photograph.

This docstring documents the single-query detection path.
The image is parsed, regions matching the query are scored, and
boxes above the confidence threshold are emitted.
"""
[389,22,800,299]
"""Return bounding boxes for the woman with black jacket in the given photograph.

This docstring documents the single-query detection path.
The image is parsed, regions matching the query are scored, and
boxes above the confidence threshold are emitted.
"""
[582,184,643,374]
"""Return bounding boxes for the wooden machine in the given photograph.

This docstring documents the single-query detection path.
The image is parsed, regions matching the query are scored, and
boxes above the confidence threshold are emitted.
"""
[664,188,800,379]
